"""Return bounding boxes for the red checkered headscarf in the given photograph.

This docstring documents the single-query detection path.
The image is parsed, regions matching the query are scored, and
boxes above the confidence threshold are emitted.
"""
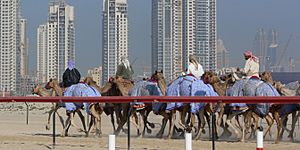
[244,50,258,63]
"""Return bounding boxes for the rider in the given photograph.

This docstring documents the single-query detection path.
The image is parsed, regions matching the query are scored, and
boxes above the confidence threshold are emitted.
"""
[243,50,260,79]
[116,56,134,81]
[62,60,83,114]
[186,54,204,79]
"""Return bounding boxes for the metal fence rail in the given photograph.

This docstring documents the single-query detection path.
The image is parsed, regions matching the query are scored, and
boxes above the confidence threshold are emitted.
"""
[1,96,300,103]
[1,96,300,150]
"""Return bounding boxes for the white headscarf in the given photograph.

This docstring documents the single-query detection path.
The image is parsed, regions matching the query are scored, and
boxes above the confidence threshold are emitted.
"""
[121,56,131,70]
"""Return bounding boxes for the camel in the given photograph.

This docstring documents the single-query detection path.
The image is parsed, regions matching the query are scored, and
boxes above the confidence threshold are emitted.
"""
[84,77,105,137]
[224,72,281,142]
[32,84,66,136]
[100,76,134,136]
[45,79,88,137]
[161,72,218,140]
[201,71,228,138]
[261,71,300,143]
[128,70,174,138]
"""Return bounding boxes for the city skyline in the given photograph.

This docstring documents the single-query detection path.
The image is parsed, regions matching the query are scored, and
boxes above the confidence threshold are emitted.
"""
[20,0,300,75]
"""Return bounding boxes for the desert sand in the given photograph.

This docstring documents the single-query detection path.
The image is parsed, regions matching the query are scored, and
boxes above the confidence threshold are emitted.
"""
[0,102,299,150]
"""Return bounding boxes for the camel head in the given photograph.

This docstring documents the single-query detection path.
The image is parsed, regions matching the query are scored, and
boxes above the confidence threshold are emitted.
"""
[151,70,166,95]
[100,81,113,95]
[151,70,165,81]
[45,78,60,89]
[32,84,41,94]
[202,71,219,84]
[84,76,97,86]
[220,73,236,87]
[32,84,50,97]
[260,71,273,84]
[273,81,295,96]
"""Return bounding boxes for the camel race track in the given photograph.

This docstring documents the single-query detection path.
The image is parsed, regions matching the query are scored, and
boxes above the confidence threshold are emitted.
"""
[0,102,299,150]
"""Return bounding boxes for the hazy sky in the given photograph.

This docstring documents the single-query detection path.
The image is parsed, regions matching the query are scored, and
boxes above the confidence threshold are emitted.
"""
[22,0,300,76]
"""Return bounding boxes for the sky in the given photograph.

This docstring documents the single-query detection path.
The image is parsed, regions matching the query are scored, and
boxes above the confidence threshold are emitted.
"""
[22,0,300,76]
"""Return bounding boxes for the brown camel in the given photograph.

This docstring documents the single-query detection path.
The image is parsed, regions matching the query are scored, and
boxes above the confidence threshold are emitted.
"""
[261,71,299,143]
[32,84,65,136]
[84,77,105,137]
[100,76,134,136]
[45,79,88,137]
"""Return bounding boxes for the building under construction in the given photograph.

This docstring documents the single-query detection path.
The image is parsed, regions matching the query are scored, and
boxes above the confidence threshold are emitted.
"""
[253,28,281,72]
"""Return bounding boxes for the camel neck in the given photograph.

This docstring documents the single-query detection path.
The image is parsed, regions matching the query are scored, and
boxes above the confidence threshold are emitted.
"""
[53,85,63,96]
[38,88,50,97]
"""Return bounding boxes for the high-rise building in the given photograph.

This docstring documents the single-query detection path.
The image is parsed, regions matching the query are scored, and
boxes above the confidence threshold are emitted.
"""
[20,18,28,78]
[0,0,21,92]
[216,39,229,69]
[195,0,217,72]
[37,0,75,82]
[182,0,196,69]
[87,66,103,86]
[152,0,183,82]
[152,0,217,82]
[102,0,129,83]
[37,24,48,83]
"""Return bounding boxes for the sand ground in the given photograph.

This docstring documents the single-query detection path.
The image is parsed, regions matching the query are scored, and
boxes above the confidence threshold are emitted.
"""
[0,103,299,150]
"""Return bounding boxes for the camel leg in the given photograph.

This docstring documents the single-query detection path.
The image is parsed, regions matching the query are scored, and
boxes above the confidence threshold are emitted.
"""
[64,110,86,136]
[279,115,287,140]
[64,112,73,136]
[205,112,211,138]
[240,113,247,142]
[46,108,54,130]
[250,113,259,139]
[264,114,274,139]
[195,110,206,140]
[93,110,102,137]
[167,111,176,139]
[273,112,281,144]
[111,111,116,132]
[288,111,299,142]
[156,113,169,138]
[114,105,130,136]
[178,110,186,129]
[143,109,154,136]
[226,112,241,141]
[220,114,232,138]
[190,113,196,132]
[89,105,102,137]
[131,112,141,136]
[76,110,87,135]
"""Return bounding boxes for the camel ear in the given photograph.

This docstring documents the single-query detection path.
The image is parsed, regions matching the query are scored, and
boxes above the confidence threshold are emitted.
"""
[160,70,163,73]
[155,70,158,74]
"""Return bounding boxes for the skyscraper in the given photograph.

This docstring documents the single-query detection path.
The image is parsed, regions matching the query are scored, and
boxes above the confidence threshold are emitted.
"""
[20,18,28,79]
[37,24,48,83]
[37,0,75,82]
[152,0,217,82]
[195,0,217,72]
[152,0,183,82]
[102,0,128,83]
[0,0,21,92]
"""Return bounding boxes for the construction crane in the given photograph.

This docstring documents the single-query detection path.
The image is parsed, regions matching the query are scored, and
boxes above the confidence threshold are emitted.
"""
[275,34,293,70]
